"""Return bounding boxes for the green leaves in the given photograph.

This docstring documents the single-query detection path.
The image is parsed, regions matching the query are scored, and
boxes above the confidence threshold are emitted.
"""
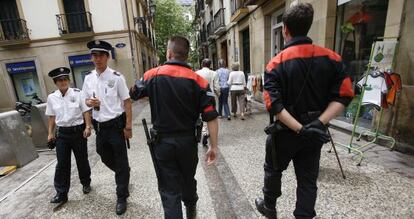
[155,0,192,64]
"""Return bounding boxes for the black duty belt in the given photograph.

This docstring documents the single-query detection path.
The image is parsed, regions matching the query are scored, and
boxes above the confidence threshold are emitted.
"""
[58,124,85,133]
[93,113,125,131]
[297,111,322,124]
[158,130,195,139]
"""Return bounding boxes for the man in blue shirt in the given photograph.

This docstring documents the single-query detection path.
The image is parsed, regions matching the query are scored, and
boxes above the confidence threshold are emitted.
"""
[216,59,231,120]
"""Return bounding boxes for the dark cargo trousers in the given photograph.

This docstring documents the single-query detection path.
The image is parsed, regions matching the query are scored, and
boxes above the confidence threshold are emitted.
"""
[154,136,199,219]
[263,130,322,219]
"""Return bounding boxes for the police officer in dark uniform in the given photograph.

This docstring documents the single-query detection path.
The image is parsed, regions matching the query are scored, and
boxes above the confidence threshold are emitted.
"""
[45,67,92,205]
[130,36,219,219]
[82,40,133,215]
[254,3,355,219]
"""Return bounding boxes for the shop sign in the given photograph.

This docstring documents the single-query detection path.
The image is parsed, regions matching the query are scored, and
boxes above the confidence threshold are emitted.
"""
[69,54,93,67]
[6,61,36,75]
[370,41,398,70]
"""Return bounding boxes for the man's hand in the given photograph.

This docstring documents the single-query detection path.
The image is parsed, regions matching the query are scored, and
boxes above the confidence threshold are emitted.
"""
[306,119,327,131]
[83,127,91,138]
[86,98,100,108]
[47,133,55,142]
[124,128,132,139]
[205,147,217,166]
[298,122,330,146]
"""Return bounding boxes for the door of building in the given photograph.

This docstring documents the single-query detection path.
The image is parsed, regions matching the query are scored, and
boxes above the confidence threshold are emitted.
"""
[63,0,88,33]
[221,41,228,66]
[241,28,250,75]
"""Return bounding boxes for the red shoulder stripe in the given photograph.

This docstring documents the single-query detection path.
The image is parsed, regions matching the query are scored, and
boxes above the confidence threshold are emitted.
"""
[265,45,342,72]
[263,90,272,111]
[144,66,209,89]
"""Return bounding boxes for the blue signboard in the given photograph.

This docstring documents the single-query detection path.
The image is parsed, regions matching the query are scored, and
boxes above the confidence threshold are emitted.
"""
[68,54,93,67]
[115,43,126,48]
[6,61,37,75]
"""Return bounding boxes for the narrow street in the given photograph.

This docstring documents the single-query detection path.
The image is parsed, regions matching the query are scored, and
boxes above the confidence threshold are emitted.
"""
[1,102,413,218]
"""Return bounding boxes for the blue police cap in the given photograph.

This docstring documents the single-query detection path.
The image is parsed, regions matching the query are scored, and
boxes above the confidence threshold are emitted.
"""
[87,40,112,54]
[48,67,70,79]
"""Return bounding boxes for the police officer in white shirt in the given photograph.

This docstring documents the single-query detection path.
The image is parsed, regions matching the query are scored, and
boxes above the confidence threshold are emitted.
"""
[45,67,92,205]
[82,40,132,215]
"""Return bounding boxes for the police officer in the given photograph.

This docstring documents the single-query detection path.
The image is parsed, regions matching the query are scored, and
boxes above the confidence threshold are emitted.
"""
[255,3,355,219]
[45,67,92,205]
[130,36,219,219]
[82,40,132,215]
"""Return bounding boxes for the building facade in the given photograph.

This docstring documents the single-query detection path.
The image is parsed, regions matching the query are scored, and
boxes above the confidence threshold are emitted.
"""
[194,0,414,149]
[0,0,157,111]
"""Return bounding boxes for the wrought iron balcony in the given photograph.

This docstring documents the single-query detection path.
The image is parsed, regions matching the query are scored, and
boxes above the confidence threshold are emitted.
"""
[56,12,93,38]
[231,0,249,22]
[207,21,215,40]
[195,0,205,18]
[214,8,226,36]
[0,18,30,46]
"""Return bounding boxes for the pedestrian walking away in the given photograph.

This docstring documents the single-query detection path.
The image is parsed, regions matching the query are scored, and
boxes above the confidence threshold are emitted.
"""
[82,40,133,215]
[130,36,219,219]
[228,63,247,120]
[45,67,92,207]
[216,59,231,120]
[255,3,355,219]
[196,58,220,147]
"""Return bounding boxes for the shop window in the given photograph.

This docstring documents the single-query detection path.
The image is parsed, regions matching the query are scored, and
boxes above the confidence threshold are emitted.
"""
[6,61,41,103]
[334,0,389,126]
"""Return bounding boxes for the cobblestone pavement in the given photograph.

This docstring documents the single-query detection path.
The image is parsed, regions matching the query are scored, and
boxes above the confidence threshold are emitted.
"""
[0,101,413,218]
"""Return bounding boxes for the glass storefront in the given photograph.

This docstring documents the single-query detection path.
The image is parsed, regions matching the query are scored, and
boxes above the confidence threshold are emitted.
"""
[334,0,389,126]
[6,61,41,103]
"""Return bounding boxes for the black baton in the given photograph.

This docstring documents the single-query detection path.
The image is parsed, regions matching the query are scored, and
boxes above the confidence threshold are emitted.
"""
[126,139,130,149]
[142,119,161,180]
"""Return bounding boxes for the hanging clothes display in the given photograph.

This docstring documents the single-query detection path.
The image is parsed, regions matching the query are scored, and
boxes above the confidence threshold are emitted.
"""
[386,72,402,106]
[357,70,387,110]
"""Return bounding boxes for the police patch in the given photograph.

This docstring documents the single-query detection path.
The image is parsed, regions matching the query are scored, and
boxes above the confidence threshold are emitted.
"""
[107,80,115,88]
[70,96,76,103]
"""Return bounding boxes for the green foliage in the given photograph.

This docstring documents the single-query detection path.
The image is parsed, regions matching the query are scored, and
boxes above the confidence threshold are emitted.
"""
[154,0,192,64]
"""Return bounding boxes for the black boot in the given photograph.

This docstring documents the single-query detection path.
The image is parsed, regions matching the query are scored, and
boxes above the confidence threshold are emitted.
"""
[255,198,277,219]
[116,199,127,215]
[186,205,197,219]
[50,194,68,204]
[83,185,92,194]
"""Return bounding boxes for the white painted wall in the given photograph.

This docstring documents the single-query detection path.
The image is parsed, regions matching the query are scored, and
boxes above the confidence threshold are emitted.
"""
[21,0,60,39]
[88,0,125,32]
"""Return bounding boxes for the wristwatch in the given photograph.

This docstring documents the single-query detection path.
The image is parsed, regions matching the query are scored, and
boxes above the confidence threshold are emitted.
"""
[86,126,91,129]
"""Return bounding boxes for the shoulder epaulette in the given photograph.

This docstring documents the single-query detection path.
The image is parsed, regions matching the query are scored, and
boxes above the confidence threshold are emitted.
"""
[85,71,92,75]
[113,71,121,76]
[73,88,81,92]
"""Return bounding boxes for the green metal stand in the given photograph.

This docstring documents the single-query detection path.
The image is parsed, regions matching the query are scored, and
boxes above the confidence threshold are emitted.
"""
[334,40,397,165]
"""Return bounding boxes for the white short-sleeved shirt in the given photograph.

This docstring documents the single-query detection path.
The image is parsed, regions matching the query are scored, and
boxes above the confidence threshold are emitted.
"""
[82,67,130,122]
[357,74,387,108]
[45,88,90,127]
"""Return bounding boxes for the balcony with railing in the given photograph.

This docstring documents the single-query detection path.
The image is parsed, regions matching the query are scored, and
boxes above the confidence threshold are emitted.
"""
[213,8,226,36]
[207,21,215,40]
[0,18,30,46]
[231,0,249,22]
[56,12,93,39]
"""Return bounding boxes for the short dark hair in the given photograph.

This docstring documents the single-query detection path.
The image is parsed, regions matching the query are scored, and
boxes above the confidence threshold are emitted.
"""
[53,75,70,83]
[167,36,190,61]
[201,59,211,68]
[282,3,314,37]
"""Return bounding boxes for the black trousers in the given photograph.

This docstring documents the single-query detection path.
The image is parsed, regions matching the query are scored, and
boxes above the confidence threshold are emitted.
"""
[154,136,199,219]
[263,130,322,219]
[54,128,91,196]
[96,126,130,200]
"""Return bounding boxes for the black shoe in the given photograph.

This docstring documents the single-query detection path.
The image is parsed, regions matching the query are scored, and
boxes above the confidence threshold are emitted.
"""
[255,198,277,219]
[83,185,91,194]
[186,205,197,219]
[50,194,68,204]
[202,134,209,147]
[227,116,231,121]
[116,200,127,215]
